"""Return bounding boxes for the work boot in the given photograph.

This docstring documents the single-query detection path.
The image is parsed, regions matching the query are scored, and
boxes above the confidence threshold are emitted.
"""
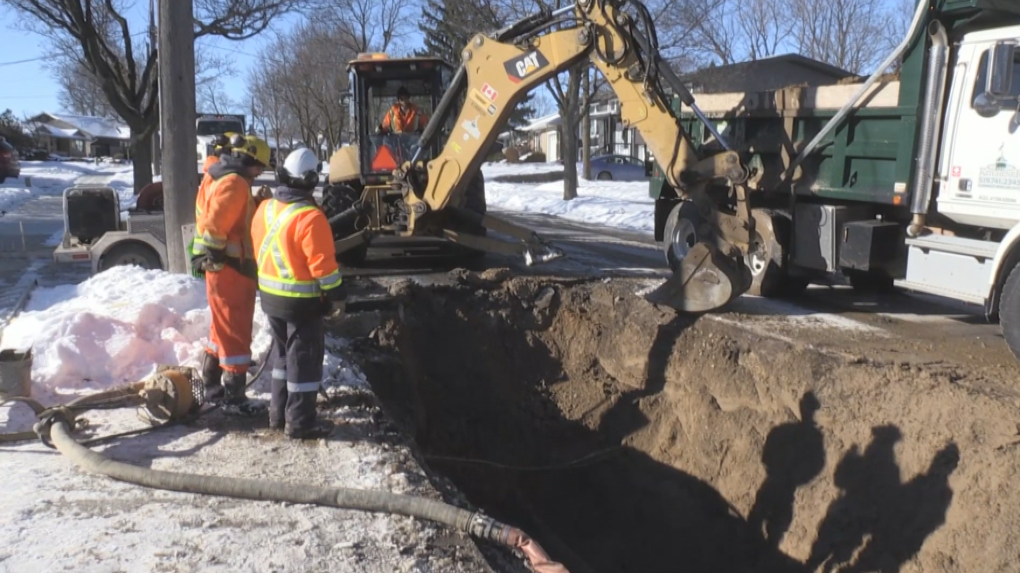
[221,371,268,417]
[285,419,334,440]
[201,353,224,403]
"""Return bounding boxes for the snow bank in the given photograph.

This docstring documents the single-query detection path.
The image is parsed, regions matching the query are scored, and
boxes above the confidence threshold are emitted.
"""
[0,266,270,397]
[487,179,655,233]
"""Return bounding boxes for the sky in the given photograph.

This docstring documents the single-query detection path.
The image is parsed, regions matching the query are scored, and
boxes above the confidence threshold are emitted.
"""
[0,2,424,120]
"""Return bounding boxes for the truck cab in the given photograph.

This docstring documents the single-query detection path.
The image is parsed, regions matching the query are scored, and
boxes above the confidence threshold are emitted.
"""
[196,114,246,165]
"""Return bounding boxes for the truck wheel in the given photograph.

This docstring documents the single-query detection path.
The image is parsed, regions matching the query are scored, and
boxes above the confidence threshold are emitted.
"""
[98,243,162,272]
[747,209,806,298]
[998,262,1020,361]
[662,200,702,273]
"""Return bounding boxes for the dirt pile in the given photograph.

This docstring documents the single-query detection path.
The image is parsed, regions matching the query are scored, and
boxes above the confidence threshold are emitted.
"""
[344,272,1020,573]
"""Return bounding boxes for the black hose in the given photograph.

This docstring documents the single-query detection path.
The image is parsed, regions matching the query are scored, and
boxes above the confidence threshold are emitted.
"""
[44,418,570,573]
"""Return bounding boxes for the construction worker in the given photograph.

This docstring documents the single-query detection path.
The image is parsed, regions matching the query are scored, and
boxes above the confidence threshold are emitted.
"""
[378,86,429,133]
[192,134,271,416]
[251,147,345,439]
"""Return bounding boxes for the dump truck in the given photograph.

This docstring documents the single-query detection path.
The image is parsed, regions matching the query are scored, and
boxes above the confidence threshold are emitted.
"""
[649,0,1020,360]
[196,113,245,166]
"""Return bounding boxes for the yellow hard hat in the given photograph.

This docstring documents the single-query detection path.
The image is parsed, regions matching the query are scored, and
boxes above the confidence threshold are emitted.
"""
[234,135,271,167]
[213,131,238,151]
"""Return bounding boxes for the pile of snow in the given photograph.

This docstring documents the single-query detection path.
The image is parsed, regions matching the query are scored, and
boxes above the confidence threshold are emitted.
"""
[0,266,270,398]
[487,178,655,233]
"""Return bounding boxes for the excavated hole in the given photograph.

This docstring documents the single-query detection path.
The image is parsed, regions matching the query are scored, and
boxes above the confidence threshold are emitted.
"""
[337,271,1018,573]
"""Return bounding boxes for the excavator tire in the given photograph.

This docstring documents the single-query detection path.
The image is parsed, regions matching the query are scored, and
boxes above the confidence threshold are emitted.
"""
[321,182,368,267]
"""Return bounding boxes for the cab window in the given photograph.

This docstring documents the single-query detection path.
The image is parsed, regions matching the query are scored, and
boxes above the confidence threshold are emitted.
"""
[971,47,1020,111]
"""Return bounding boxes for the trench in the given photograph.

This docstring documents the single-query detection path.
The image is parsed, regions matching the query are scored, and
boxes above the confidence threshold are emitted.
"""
[339,272,1008,573]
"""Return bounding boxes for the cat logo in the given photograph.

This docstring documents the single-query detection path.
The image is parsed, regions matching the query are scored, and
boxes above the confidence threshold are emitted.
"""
[504,50,550,83]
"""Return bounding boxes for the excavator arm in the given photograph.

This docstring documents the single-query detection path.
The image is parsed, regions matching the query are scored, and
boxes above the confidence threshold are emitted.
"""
[400,0,754,311]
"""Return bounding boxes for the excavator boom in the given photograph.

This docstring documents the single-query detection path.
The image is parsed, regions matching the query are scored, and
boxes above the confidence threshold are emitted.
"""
[401,0,755,312]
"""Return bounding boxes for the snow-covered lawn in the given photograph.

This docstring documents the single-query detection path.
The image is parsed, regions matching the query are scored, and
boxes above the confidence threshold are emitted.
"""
[0,266,497,573]
[481,162,655,234]
[0,160,137,213]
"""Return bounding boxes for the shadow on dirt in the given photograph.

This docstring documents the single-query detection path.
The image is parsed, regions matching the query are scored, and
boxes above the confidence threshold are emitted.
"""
[347,280,961,573]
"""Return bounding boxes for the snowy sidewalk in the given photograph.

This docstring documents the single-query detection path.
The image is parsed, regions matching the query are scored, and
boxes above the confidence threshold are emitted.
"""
[481,162,655,235]
[0,267,520,573]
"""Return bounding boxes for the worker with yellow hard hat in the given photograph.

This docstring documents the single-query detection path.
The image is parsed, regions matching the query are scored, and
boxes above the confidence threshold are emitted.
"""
[192,134,271,415]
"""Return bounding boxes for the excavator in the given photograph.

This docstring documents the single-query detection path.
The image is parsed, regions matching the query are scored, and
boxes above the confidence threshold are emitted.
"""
[324,0,755,312]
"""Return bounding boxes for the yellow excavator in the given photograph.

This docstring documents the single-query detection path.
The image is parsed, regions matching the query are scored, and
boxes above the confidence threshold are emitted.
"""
[325,0,754,312]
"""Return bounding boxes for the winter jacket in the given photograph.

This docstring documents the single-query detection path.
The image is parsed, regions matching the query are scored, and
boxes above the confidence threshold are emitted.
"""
[193,155,256,262]
[251,185,343,320]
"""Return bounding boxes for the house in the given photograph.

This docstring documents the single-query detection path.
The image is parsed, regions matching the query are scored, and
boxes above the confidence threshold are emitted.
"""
[516,54,855,164]
[25,113,132,159]
[678,54,856,94]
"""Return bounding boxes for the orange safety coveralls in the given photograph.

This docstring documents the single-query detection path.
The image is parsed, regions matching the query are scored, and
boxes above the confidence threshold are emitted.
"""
[202,154,219,173]
[193,159,257,374]
[380,103,429,133]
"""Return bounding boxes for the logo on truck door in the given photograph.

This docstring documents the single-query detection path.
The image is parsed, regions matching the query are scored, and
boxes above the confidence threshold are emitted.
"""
[504,50,549,83]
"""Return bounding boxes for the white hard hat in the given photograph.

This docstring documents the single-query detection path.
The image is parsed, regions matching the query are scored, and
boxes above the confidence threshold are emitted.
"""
[280,147,320,189]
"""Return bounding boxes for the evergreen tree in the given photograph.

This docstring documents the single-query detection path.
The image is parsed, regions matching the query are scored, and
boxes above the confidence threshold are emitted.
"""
[417,0,535,130]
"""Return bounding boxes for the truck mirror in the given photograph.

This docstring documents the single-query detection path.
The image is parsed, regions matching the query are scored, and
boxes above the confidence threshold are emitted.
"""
[987,42,1016,97]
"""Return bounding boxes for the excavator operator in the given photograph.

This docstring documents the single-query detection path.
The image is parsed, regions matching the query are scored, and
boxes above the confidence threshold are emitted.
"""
[378,86,428,134]
[192,134,272,417]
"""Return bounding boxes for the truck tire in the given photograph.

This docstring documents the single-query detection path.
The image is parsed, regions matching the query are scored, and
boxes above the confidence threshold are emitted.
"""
[98,243,162,272]
[747,209,808,298]
[662,200,702,274]
[999,262,1020,362]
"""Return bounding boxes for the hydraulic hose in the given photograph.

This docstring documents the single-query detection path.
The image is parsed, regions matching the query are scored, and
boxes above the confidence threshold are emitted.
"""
[40,416,569,573]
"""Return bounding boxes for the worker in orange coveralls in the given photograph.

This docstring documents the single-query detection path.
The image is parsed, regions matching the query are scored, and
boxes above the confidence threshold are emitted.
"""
[378,86,429,133]
[251,147,345,439]
[191,134,272,416]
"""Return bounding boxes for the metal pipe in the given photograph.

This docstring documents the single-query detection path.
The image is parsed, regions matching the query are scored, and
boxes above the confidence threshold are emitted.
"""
[908,20,950,237]
[778,0,932,188]
[45,418,570,573]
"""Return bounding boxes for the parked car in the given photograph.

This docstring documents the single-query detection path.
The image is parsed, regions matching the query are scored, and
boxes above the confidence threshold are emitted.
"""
[580,154,648,181]
[0,136,21,184]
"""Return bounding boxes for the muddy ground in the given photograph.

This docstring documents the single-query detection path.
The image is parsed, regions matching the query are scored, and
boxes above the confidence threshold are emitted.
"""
[330,269,1020,573]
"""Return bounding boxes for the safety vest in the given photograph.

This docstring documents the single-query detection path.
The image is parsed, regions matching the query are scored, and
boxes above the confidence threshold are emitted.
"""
[251,198,342,298]
[193,171,255,260]
[382,103,427,133]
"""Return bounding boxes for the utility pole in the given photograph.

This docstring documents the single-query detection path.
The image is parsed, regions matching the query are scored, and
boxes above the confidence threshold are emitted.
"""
[158,0,198,274]
[149,0,161,177]
[581,65,592,181]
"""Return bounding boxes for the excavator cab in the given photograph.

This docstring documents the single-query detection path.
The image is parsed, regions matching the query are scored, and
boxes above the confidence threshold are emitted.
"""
[324,53,488,265]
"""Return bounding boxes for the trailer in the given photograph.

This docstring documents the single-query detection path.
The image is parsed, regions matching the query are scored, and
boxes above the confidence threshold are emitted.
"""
[650,0,1020,360]
[52,186,170,274]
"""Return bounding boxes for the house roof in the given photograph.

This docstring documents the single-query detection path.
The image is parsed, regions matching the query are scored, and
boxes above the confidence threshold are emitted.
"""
[678,54,856,92]
[28,113,131,140]
[519,113,562,132]
[35,124,88,140]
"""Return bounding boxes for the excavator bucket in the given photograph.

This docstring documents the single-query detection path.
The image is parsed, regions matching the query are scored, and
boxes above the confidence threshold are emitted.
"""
[644,241,750,313]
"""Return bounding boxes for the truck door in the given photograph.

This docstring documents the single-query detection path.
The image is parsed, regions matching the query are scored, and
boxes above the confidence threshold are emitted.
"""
[939,38,1020,229]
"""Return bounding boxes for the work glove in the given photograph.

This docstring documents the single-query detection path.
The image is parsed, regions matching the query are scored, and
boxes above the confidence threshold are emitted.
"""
[201,247,226,272]
[321,287,347,317]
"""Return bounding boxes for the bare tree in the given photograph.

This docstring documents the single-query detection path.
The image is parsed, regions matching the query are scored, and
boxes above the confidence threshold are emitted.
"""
[789,0,890,74]
[53,59,117,116]
[2,0,303,191]
[316,0,416,53]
